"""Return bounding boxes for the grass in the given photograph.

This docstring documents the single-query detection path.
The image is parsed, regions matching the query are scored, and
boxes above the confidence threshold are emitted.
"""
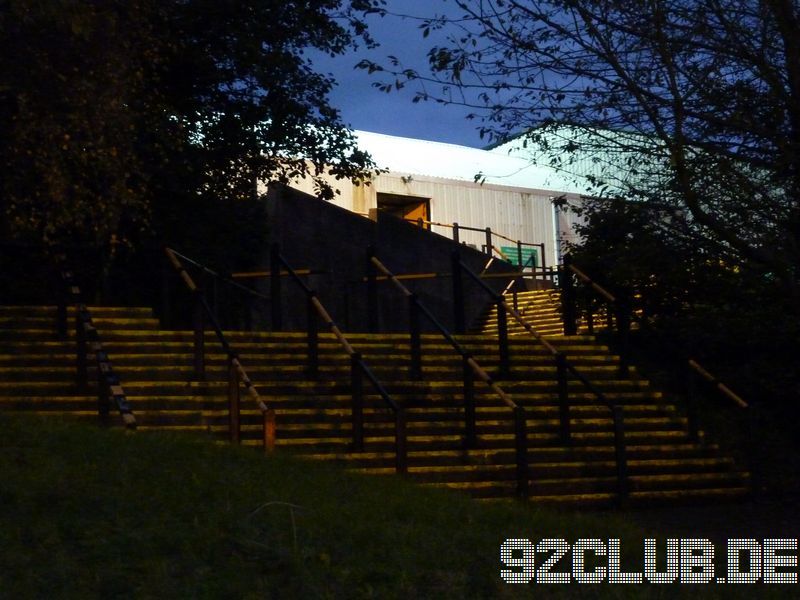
[0,413,789,598]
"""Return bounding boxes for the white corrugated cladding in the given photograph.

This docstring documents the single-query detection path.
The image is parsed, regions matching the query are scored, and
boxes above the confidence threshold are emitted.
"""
[353,130,585,265]
[266,130,586,264]
[372,172,567,267]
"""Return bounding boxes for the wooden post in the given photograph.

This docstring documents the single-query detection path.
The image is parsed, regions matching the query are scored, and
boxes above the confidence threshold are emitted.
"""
[453,222,460,244]
[484,227,492,257]
[262,409,276,453]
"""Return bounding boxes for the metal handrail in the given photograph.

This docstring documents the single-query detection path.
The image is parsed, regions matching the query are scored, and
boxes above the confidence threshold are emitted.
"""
[359,269,530,283]
[402,217,549,278]
[457,255,629,503]
[371,255,510,401]
[272,246,407,472]
[564,261,748,410]
[562,258,758,497]
[57,267,136,429]
[230,268,324,279]
[462,257,622,405]
[568,263,616,303]
[492,245,510,261]
[688,360,747,408]
[168,248,272,302]
[370,252,529,495]
[164,247,275,451]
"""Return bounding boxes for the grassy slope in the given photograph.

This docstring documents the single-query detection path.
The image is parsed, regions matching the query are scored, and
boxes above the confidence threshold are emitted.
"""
[0,414,782,599]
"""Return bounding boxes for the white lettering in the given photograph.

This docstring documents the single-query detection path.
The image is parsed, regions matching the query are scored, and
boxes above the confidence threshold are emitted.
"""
[763,539,797,584]
[680,538,715,584]
[573,539,607,584]
[644,538,679,583]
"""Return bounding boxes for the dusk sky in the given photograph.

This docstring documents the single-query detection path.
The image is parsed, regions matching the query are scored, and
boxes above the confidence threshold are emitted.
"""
[309,0,488,148]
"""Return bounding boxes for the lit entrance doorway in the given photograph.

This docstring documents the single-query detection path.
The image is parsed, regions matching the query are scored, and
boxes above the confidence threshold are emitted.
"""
[377,192,430,226]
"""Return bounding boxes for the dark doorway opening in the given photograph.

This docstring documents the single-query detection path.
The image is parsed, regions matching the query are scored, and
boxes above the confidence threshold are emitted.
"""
[377,192,431,226]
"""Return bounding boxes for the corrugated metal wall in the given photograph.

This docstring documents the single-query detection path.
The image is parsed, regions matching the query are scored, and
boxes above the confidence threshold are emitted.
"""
[269,170,585,267]
[371,173,562,267]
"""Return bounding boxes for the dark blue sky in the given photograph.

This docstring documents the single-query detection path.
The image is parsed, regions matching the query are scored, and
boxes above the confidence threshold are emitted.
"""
[309,0,487,148]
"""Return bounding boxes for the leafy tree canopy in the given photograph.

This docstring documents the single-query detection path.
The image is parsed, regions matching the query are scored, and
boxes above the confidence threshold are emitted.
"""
[362,0,800,300]
[0,0,382,247]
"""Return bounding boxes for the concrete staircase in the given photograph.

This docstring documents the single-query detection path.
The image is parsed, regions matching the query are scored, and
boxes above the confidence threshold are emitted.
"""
[0,302,750,507]
[472,288,611,336]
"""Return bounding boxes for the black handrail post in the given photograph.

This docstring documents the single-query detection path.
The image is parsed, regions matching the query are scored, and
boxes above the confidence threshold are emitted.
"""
[516,241,523,271]
[270,243,282,331]
[228,356,241,444]
[192,289,205,381]
[616,294,631,378]
[351,353,365,452]
[484,227,493,256]
[586,301,595,335]
[496,297,510,379]
[97,367,111,425]
[612,406,629,507]
[748,403,760,501]
[211,274,219,323]
[561,254,577,335]
[514,406,529,497]
[75,310,88,394]
[366,246,378,333]
[408,295,422,380]
[556,353,571,444]
[160,258,171,328]
[395,409,408,474]
[539,243,547,278]
[307,292,319,379]
[686,365,700,441]
[453,222,460,244]
[463,356,477,448]
[244,294,253,331]
[451,251,466,334]
[57,278,67,338]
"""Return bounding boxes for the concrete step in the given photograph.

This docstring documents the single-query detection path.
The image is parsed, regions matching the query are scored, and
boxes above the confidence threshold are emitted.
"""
[0,301,751,507]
